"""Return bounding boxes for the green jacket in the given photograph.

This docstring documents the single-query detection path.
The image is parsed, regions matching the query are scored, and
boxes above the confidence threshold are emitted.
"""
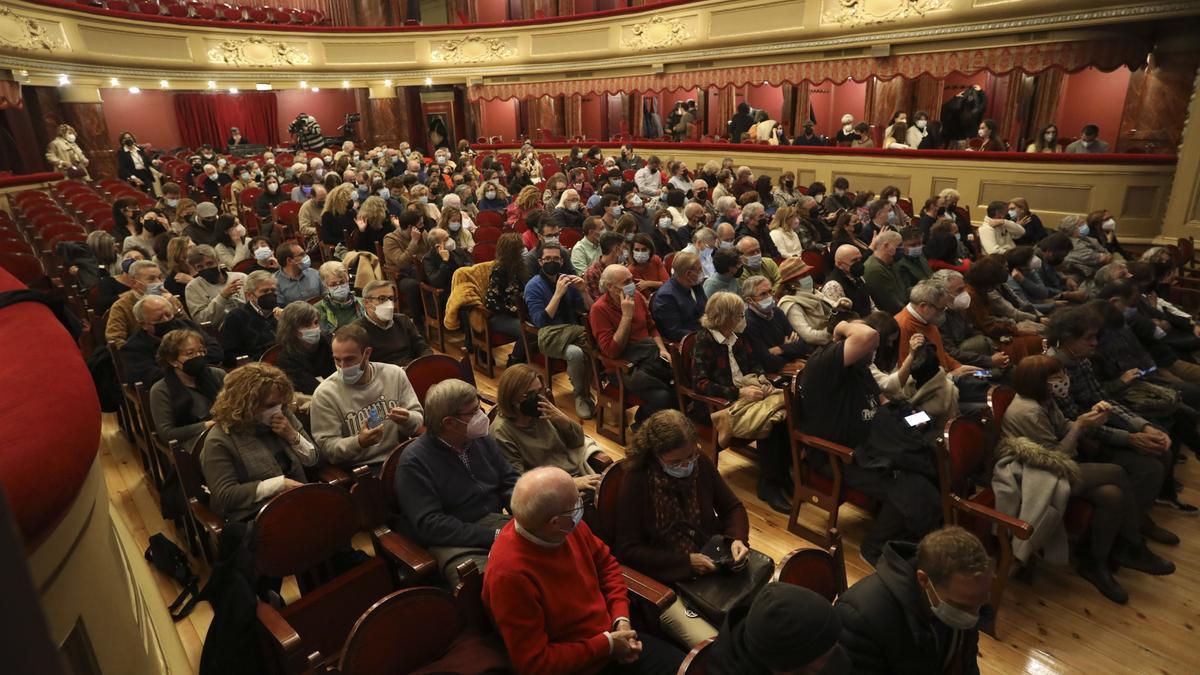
[895,255,932,294]
[863,255,907,314]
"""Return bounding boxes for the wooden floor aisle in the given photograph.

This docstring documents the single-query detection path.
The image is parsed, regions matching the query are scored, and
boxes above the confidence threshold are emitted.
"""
[98,355,1200,674]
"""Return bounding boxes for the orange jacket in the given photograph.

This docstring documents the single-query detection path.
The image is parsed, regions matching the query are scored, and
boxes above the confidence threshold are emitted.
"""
[894,305,961,372]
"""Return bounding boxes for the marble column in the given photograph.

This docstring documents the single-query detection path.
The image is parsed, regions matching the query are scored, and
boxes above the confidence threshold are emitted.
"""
[1161,63,1200,241]
[60,86,115,179]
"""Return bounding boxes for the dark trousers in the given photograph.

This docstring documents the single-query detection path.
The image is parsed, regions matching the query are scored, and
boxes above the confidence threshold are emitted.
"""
[1092,447,1167,526]
[598,631,687,675]
[1073,462,1142,562]
[756,423,793,490]
[397,276,422,325]
[488,313,527,363]
[626,367,676,423]
[843,465,942,563]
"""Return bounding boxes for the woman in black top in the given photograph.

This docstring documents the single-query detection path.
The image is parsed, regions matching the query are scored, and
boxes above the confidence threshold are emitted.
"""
[149,329,226,452]
[484,234,529,366]
[275,302,334,396]
[116,131,155,194]
[351,195,394,253]
[111,196,140,244]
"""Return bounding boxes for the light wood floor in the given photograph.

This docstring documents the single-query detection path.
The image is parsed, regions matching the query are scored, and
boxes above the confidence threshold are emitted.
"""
[99,347,1200,674]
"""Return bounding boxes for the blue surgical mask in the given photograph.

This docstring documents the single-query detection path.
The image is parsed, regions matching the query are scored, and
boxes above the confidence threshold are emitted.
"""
[660,455,697,479]
[797,275,815,293]
[144,281,164,296]
[121,258,137,274]
[378,188,390,200]
[339,361,364,384]
[887,211,897,225]
[622,281,636,297]
[611,205,623,217]
[329,283,351,301]
[299,255,312,271]
[299,327,321,345]
[1078,224,1091,238]
[745,254,763,269]
[757,297,775,311]
[165,198,179,208]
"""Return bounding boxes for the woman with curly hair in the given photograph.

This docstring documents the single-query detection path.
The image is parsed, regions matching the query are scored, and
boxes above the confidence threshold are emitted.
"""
[350,194,394,253]
[320,182,357,245]
[438,205,476,253]
[200,362,316,521]
[613,409,749,647]
[275,300,335,396]
[506,184,541,231]
[483,233,529,365]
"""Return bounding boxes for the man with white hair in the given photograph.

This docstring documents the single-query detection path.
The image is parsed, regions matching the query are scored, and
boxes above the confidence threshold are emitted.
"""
[895,279,979,374]
[714,195,739,227]
[119,293,221,385]
[395,378,518,584]
[862,230,907,314]
[932,269,1011,370]
[735,201,780,259]
[308,156,326,180]
[736,235,780,292]
[200,162,229,205]
[185,245,245,329]
[441,192,475,231]
[219,270,280,366]
[589,264,676,427]
[681,226,717,280]
[106,260,185,347]
[312,260,365,332]
[483,467,686,675]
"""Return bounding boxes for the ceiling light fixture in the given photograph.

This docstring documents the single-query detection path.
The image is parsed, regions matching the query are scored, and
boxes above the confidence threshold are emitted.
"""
[58,74,70,86]
[299,80,307,89]
[129,86,141,94]
[160,80,170,88]
[311,87,320,93]
[110,77,120,86]
[342,80,350,88]
[384,79,393,87]
[424,77,433,86]
[229,87,239,94]
[208,80,217,89]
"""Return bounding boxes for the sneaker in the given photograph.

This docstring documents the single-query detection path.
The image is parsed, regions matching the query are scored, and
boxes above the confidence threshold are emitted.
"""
[574,395,596,420]
[1154,496,1200,515]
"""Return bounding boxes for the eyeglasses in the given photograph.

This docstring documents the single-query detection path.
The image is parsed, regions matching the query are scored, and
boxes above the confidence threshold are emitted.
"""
[364,295,395,303]
[555,500,584,521]
[179,347,207,359]
[661,453,698,470]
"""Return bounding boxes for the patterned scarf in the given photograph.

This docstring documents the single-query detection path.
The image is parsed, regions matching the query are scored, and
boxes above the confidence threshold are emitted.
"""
[647,463,705,557]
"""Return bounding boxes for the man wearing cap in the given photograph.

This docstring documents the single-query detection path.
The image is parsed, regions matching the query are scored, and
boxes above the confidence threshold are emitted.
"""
[708,583,850,675]
[836,526,990,674]
[185,201,221,247]
[483,467,685,675]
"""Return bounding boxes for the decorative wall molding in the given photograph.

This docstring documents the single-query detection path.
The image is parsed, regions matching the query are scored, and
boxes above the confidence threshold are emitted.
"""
[623,15,692,51]
[431,35,516,64]
[821,0,953,28]
[206,36,310,67]
[0,6,65,52]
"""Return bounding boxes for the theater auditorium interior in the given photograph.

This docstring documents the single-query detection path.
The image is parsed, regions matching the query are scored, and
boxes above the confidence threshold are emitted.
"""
[5,0,1200,673]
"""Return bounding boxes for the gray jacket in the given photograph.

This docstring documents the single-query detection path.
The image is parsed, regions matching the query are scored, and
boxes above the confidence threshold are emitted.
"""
[200,410,316,522]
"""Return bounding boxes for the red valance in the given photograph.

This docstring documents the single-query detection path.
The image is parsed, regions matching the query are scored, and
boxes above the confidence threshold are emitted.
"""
[469,39,1149,101]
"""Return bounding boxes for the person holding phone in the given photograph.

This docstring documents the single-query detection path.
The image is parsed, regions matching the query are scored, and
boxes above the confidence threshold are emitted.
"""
[491,365,603,496]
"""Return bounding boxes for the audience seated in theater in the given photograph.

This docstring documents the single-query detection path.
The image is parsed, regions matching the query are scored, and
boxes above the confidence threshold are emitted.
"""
[709,583,849,675]
[311,261,365,333]
[1100,280,1200,393]
[1027,123,1062,153]
[627,233,668,297]
[296,183,326,245]
[381,210,429,323]
[275,301,335,397]
[694,292,793,512]
[245,236,281,274]
[349,195,394,253]
[525,243,596,419]
[859,312,960,430]
[201,363,316,522]
[862,231,907,314]
[552,188,586,231]
[634,156,664,201]
[734,202,780,259]
[183,202,219,248]
[584,232,629,300]
[477,179,511,213]
[929,269,1011,371]
[1000,355,1175,603]
[1091,209,1130,260]
[1009,197,1047,246]
[354,279,430,367]
[1065,123,1110,153]
[200,163,232,206]
[821,244,870,317]
[895,279,988,381]
[676,225,713,279]
[895,226,933,292]
[96,250,143,314]
[149,329,226,452]
[120,294,222,386]
[219,270,280,365]
[483,234,529,367]
[836,527,988,673]
[650,252,707,343]
[273,242,322,305]
[483,467,686,675]
[702,248,742,298]
[589,264,677,426]
[979,200,1025,255]
[255,175,291,221]
[212,216,249,270]
[644,208,683,257]
[507,185,542,236]
[830,211,871,262]
[613,410,747,645]
[490,366,601,491]
[438,206,474,254]
[394,378,517,584]
[185,245,245,329]
[320,183,358,246]
[123,209,166,259]
[422,226,473,300]
[733,235,778,292]
[523,210,579,278]
[291,171,315,204]
[107,260,185,348]
[740,275,808,373]
[1003,246,1057,314]
[861,199,898,243]
[161,236,196,298]
[1058,214,1113,280]
[311,323,422,468]
[571,216,604,272]
[802,318,942,564]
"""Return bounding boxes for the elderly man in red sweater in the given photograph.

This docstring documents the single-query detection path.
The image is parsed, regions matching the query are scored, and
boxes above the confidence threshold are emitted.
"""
[895,278,982,377]
[483,467,685,675]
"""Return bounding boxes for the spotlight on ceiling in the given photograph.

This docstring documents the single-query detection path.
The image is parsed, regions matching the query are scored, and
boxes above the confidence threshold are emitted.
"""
[129,86,141,94]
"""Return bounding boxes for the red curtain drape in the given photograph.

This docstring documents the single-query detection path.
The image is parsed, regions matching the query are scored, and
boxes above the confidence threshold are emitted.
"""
[173,92,279,149]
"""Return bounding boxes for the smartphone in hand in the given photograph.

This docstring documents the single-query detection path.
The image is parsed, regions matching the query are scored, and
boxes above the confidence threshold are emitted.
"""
[366,408,383,429]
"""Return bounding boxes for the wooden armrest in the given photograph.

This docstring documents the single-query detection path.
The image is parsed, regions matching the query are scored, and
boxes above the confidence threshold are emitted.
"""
[255,601,308,673]
[680,387,731,410]
[311,464,352,487]
[188,497,224,536]
[587,451,615,473]
[621,566,675,612]
[374,528,438,582]
[796,433,855,463]
[951,495,1033,540]
[597,353,633,374]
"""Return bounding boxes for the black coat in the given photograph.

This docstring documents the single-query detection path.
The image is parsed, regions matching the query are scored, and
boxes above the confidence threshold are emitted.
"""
[940,89,988,142]
[219,304,277,366]
[835,542,981,675]
[743,307,807,373]
[117,147,155,184]
[120,323,224,386]
[277,335,335,395]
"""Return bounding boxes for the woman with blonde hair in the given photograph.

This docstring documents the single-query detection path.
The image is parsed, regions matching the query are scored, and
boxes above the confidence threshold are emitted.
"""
[768,205,804,258]
[477,179,510,212]
[506,184,542,229]
[200,362,316,522]
[490,364,600,489]
[408,183,441,222]
[320,182,357,245]
[351,194,394,252]
[164,235,195,296]
[438,205,476,252]
[613,409,750,646]
[172,198,198,234]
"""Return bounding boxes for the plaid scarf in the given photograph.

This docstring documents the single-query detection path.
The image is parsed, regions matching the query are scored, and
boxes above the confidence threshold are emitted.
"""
[648,464,704,557]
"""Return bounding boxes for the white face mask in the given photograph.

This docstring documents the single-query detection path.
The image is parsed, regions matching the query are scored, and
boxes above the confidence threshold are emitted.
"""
[633,250,650,264]
[1102,218,1116,232]
[888,195,898,205]
[444,238,457,252]
[977,129,987,138]
[374,300,395,322]
[952,291,970,311]
[842,124,853,133]
[658,217,672,229]
[1044,132,1056,142]
[66,133,77,143]
[916,119,927,130]
[258,404,282,426]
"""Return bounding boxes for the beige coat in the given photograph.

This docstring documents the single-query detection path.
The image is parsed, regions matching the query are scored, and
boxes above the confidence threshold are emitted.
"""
[45,136,90,177]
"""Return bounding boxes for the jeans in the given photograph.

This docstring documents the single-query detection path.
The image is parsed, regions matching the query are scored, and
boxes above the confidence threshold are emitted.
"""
[625,367,676,423]
[488,313,526,363]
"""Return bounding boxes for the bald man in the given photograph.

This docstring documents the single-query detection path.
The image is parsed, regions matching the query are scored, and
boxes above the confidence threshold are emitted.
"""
[483,468,685,674]
[823,243,874,317]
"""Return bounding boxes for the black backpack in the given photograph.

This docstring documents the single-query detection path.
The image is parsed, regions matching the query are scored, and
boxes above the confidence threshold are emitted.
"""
[145,533,201,620]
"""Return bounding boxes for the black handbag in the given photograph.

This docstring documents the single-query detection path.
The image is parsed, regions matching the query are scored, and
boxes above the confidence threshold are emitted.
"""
[673,531,774,626]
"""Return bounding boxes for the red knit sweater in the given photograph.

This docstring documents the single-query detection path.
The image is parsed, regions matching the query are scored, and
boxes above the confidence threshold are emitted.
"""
[482,520,631,675]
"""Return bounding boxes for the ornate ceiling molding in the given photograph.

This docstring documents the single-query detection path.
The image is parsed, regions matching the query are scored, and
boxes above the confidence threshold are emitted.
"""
[0,6,66,52]
[821,0,953,28]
[206,36,310,67]
[623,15,692,51]
[431,35,516,64]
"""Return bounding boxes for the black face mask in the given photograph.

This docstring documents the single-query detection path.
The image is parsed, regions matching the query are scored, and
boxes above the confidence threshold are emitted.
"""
[849,260,865,277]
[123,139,135,147]
[197,267,222,284]
[180,355,207,378]
[541,261,563,277]
[519,391,542,418]
[256,292,278,312]
[201,217,218,230]
[152,319,183,339]
[143,219,165,236]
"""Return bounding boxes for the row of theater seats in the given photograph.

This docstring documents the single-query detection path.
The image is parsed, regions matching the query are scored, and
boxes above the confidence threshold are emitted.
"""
[75,0,328,25]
